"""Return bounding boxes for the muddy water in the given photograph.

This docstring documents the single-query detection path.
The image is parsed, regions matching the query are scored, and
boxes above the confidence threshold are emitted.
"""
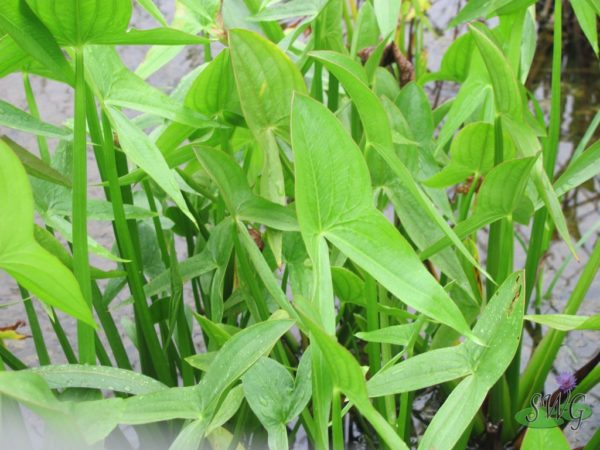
[0,0,598,448]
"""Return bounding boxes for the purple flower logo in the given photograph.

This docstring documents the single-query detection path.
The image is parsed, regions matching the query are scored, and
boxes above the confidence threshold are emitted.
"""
[555,371,577,393]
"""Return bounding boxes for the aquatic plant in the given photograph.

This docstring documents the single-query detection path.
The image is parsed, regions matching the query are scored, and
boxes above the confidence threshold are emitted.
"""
[0,0,598,449]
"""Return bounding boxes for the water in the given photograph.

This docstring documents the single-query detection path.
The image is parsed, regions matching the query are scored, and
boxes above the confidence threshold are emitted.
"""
[0,0,598,448]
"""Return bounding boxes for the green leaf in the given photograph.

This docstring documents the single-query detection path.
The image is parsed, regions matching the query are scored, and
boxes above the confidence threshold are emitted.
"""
[206,384,245,434]
[229,28,307,210]
[85,46,214,128]
[570,0,599,54]
[135,0,168,27]
[288,347,313,420]
[169,419,208,450]
[368,346,471,397]
[0,34,31,78]
[229,27,306,130]
[28,364,168,395]
[0,100,70,139]
[0,371,65,414]
[120,387,202,425]
[0,0,73,84]
[356,323,417,346]
[435,33,475,82]
[1,137,71,187]
[35,225,124,280]
[350,1,380,56]
[242,357,296,426]
[419,271,525,450]
[395,82,434,146]
[554,140,600,199]
[135,2,202,79]
[312,50,491,286]
[194,147,298,231]
[373,0,401,38]
[435,80,492,151]
[242,350,312,439]
[194,313,239,349]
[70,398,125,444]
[450,0,536,27]
[524,314,600,331]
[105,106,196,225]
[90,28,210,46]
[421,157,537,260]
[185,49,241,119]
[119,248,216,306]
[521,426,571,450]
[469,24,523,118]
[251,0,327,21]
[332,267,366,306]
[425,122,495,188]
[197,319,295,413]
[291,93,476,340]
[25,0,132,46]
[185,352,216,372]
[0,140,93,326]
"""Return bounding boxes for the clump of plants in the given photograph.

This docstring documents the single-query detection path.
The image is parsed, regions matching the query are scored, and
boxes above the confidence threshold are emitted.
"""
[0,0,599,449]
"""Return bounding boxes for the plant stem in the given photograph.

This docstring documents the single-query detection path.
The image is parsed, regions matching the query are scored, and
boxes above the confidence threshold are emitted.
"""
[100,111,172,385]
[22,73,50,162]
[50,310,78,363]
[332,390,344,450]
[19,288,50,365]
[73,47,95,364]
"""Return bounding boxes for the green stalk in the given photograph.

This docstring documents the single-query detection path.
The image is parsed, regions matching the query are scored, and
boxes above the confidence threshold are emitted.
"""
[311,12,325,102]
[0,346,27,370]
[573,365,600,397]
[73,47,95,364]
[397,391,414,441]
[142,180,170,269]
[397,315,426,440]
[100,111,172,385]
[523,0,564,305]
[543,0,563,177]
[50,310,78,363]
[327,73,339,112]
[22,73,50,162]
[365,274,384,415]
[84,95,133,370]
[519,238,600,410]
[378,286,396,425]
[572,110,600,160]
[332,390,344,450]
[19,288,50,365]
[91,283,132,370]
[488,116,513,426]
[94,333,112,366]
[486,116,506,298]
[167,234,194,386]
